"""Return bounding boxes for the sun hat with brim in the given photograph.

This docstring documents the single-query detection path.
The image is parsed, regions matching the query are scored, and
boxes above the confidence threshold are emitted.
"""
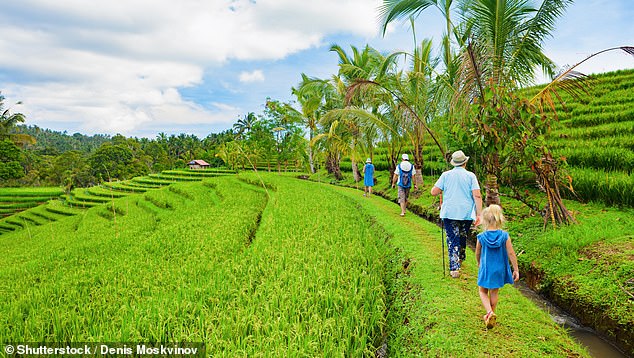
[402,154,409,161]
[450,150,469,166]
[366,158,372,163]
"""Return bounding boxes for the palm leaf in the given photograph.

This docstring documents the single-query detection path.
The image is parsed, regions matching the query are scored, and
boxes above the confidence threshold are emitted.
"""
[379,0,438,35]
[530,46,634,111]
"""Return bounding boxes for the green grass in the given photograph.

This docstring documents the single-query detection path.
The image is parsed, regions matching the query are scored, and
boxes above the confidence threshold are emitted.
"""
[328,182,587,357]
[317,165,633,355]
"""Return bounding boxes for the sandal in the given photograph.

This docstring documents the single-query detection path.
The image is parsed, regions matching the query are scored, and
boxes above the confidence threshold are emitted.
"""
[484,311,497,329]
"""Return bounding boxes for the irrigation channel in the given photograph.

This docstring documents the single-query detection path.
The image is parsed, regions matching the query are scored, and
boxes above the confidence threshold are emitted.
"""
[515,283,628,358]
[345,183,630,357]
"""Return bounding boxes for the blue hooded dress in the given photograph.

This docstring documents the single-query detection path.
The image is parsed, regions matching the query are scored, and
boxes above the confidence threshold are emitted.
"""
[363,163,375,187]
[477,230,514,289]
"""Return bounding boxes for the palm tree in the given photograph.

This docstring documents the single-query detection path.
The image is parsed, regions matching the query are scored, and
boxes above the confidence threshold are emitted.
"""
[449,0,573,208]
[0,93,35,147]
[292,74,332,173]
[380,0,466,89]
[233,112,258,138]
[330,44,388,181]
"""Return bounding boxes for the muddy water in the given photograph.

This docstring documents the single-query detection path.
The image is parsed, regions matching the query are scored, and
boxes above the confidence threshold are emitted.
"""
[516,283,628,357]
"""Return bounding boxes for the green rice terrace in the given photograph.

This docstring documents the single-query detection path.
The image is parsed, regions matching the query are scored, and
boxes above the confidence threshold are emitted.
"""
[1,69,633,357]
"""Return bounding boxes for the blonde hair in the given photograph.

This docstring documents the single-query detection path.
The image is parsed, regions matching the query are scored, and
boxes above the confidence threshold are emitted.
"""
[481,204,505,230]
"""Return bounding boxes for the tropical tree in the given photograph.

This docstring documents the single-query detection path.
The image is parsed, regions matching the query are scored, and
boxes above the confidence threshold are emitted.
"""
[0,139,24,181]
[328,44,390,181]
[342,39,447,180]
[299,74,347,179]
[262,99,306,172]
[380,0,468,89]
[233,112,258,139]
[0,93,35,147]
[381,0,583,225]
[449,0,574,215]
[292,74,338,173]
[89,143,134,182]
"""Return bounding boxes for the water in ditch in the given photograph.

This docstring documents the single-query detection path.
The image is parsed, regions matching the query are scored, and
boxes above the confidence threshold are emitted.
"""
[515,282,628,358]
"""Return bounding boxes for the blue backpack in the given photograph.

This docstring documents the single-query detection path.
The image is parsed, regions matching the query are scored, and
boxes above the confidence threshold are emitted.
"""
[399,163,413,188]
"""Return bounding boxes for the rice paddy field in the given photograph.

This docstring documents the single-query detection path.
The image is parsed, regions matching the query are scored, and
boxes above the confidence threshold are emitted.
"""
[0,171,588,356]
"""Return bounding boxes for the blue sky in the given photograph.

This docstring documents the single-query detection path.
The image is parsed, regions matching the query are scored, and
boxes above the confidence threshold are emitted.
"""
[1,0,632,139]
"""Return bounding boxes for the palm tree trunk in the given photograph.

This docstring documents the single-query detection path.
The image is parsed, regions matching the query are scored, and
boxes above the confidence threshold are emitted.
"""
[351,159,361,182]
[326,151,343,180]
[485,153,501,206]
[485,173,500,206]
[308,129,316,173]
[414,143,424,186]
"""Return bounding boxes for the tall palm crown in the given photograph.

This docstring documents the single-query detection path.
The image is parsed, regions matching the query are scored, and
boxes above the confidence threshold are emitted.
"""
[380,0,573,89]
[463,0,571,86]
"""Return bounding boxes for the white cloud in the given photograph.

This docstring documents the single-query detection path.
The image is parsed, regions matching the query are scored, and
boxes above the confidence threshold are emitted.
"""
[239,70,265,83]
[1,0,631,137]
[0,0,385,137]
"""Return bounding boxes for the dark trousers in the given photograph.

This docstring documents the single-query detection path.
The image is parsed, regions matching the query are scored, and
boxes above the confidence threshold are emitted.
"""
[442,219,473,271]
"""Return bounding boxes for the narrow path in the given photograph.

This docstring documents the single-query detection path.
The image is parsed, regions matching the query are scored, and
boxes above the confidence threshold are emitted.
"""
[325,184,589,357]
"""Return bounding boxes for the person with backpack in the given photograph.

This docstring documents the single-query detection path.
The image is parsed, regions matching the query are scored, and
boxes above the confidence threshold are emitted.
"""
[431,150,482,278]
[391,153,418,216]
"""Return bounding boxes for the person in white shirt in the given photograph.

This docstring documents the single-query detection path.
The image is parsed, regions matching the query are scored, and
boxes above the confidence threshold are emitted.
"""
[391,154,418,216]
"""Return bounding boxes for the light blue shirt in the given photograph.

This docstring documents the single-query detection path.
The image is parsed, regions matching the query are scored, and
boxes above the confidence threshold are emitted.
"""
[434,167,480,220]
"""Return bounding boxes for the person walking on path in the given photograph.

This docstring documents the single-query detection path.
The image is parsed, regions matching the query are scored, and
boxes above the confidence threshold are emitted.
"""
[431,150,482,278]
[475,204,520,328]
[392,154,418,216]
[362,158,375,197]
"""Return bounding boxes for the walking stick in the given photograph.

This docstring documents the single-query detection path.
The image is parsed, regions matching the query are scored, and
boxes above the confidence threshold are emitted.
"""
[439,195,446,276]
[441,222,446,277]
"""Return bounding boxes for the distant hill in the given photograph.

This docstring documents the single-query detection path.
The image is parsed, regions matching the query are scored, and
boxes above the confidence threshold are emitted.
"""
[13,125,111,155]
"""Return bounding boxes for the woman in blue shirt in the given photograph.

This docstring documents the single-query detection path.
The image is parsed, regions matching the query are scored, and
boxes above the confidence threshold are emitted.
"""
[362,158,375,197]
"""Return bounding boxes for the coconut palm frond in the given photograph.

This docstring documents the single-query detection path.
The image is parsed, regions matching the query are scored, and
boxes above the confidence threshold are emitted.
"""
[379,0,438,35]
[452,40,487,109]
[325,107,398,136]
[345,79,381,106]
[509,0,574,81]
[622,46,634,56]
[377,52,403,82]
[530,46,634,108]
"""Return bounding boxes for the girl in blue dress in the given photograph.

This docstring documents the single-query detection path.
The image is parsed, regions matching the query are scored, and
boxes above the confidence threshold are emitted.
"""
[475,204,519,328]
[362,158,375,197]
